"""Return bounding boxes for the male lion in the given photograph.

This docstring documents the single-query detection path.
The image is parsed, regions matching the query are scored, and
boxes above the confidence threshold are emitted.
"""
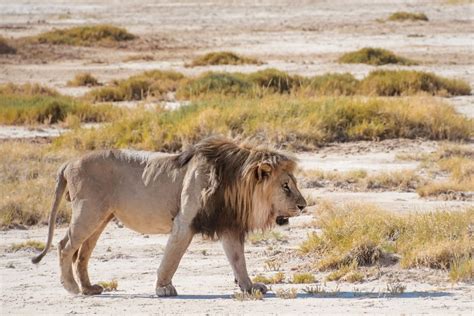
[32,137,307,296]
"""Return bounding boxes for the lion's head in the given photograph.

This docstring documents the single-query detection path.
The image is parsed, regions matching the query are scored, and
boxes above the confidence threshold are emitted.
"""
[187,137,306,237]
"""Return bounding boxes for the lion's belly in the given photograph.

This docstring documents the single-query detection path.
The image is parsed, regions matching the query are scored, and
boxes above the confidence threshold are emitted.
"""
[114,205,175,234]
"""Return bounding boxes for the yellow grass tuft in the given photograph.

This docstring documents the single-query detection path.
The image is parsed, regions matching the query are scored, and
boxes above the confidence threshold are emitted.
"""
[275,288,298,299]
[67,73,101,87]
[31,25,135,46]
[292,273,316,284]
[97,279,118,291]
[253,272,286,284]
[189,51,261,67]
[449,259,473,282]
[338,47,417,66]
[8,240,45,252]
[388,12,429,22]
[232,289,264,301]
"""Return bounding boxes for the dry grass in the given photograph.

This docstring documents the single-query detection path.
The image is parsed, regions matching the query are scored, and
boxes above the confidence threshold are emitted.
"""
[30,25,135,46]
[97,279,118,291]
[359,70,471,96]
[0,141,77,228]
[0,83,119,125]
[253,272,286,284]
[56,96,472,152]
[449,259,473,282]
[292,273,316,284]
[0,36,16,54]
[188,51,261,67]
[67,73,101,87]
[301,169,424,192]
[388,12,429,22]
[232,289,264,301]
[176,72,252,99]
[8,240,45,252]
[248,230,288,245]
[87,70,184,102]
[275,288,298,299]
[338,48,417,66]
[303,73,359,96]
[300,201,473,278]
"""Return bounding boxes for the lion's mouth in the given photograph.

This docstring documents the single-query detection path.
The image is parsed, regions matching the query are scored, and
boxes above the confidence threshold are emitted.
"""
[276,216,289,226]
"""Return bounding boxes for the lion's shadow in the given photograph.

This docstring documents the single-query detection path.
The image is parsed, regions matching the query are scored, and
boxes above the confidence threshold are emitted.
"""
[94,291,452,300]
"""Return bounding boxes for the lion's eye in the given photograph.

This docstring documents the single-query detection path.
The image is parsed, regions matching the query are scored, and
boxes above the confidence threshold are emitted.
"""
[283,183,290,192]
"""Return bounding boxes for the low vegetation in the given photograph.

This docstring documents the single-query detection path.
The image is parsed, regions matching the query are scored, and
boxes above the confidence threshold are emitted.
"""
[8,240,45,252]
[301,169,424,192]
[300,202,473,282]
[388,12,429,22]
[232,289,264,301]
[0,84,119,125]
[97,279,118,291]
[252,272,286,284]
[248,230,288,245]
[188,51,261,67]
[0,36,16,54]
[87,70,184,102]
[57,95,472,151]
[0,141,77,228]
[292,273,316,284]
[275,288,298,299]
[30,25,136,46]
[67,73,101,87]
[338,47,417,66]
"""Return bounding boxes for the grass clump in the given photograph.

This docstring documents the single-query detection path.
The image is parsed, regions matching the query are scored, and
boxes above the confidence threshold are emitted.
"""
[0,83,119,125]
[292,273,316,284]
[248,230,288,245]
[232,289,264,301]
[275,288,298,299]
[88,70,184,102]
[0,141,77,228]
[253,272,286,284]
[300,201,473,279]
[388,12,429,22]
[67,73,100,87]
[98,279,118,291]
[359,70,471,96]
[449,259,473,282]
[189,51,261,67]
[31,25,135,46]
[8,240,45,252]
[338,47,417,66]
[0,36,16,54]
[176,72,251,99]
[304,73,359,96]
[57,96,472,152]
[247,69,302,94]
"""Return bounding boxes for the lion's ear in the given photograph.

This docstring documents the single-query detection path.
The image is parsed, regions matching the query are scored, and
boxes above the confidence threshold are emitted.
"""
[256,162,272,181]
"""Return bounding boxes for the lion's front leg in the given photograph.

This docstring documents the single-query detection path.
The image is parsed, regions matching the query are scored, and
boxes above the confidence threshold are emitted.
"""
[220,231,268,294]
[155,220,194,297]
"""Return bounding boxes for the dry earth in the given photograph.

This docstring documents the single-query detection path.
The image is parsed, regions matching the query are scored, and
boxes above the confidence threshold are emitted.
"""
[0,0,473,315]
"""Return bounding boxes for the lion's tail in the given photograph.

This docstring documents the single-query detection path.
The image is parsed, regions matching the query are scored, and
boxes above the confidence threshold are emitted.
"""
[31,163,68,264]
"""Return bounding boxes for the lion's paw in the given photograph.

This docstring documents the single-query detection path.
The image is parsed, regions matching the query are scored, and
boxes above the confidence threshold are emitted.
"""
[156,283,178,297]
[251,282,268,294]
[82,284,104,296]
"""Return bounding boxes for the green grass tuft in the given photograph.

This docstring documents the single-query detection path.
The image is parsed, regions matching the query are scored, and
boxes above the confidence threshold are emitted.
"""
[31,24,136,46]
[88,70,184,102]
[388,12,429,22]
[189,51,261,67]
[338,47,417,66]
[304,73,359,96]
[56,95,473,151]
[176,72,252,99]
[359,70,471,96]
[67,73,101,87]
[0,84,119,125]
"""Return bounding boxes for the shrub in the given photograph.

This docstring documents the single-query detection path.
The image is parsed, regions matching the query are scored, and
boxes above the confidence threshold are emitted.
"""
[304,73,359,96]
[338,47,416,66]
[359,70,471,96]
[388,12,429,22]
[189,51,261,66]
[247,68,302,93]
[31,24,136,46]
[67,73,100,87]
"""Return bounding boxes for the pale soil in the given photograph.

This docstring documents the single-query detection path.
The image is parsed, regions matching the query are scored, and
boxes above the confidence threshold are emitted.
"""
[1,222,473,315]
[0,0,473,314]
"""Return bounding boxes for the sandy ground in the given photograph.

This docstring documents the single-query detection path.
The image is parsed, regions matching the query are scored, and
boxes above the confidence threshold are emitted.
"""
[1,0,473,314]
[2,221,473,315]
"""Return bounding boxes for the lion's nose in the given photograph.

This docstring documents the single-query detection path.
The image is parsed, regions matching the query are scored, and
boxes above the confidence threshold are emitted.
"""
[297,204,306,211]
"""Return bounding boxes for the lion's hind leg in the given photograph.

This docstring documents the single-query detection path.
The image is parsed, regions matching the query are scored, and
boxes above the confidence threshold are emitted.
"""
[76,214,113,295]
[58,198,111,295]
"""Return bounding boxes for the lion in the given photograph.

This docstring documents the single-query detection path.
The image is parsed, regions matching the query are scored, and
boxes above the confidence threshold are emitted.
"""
[31,137,307,296]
